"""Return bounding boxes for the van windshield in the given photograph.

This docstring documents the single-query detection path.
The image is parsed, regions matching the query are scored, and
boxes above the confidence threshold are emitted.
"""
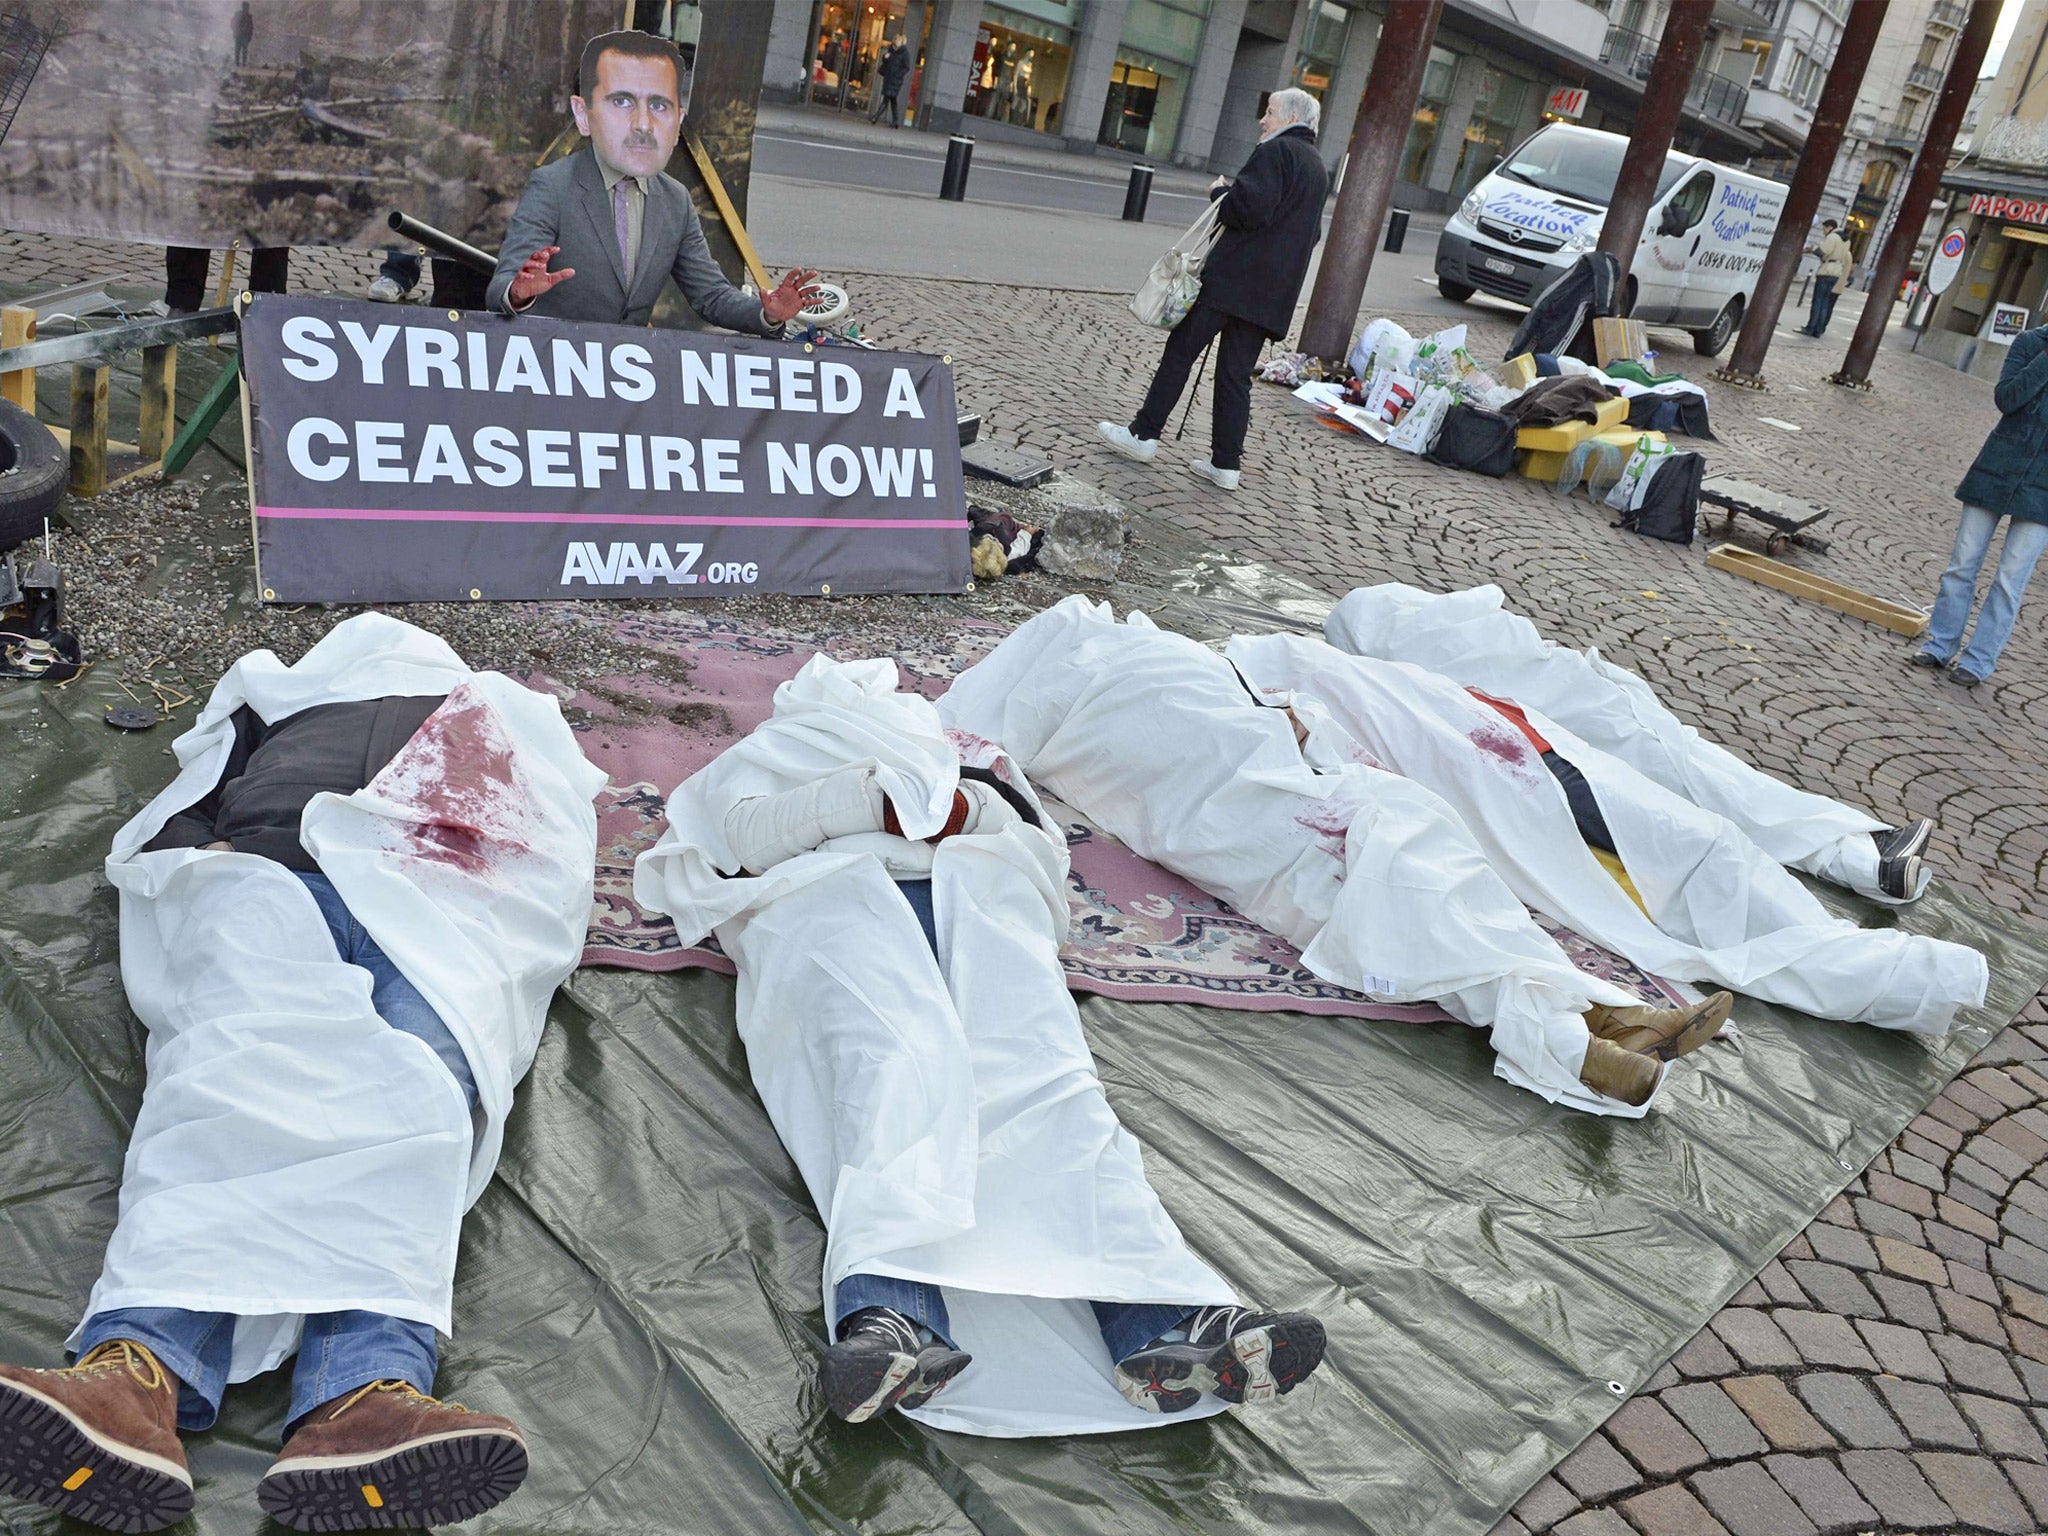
[1500,127,1692,208]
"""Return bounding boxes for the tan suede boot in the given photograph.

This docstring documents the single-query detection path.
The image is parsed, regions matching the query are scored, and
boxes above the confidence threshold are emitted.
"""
[0,1340,193,1533]
[1578,1035,1663,1107]
[257,1379,527,1531]
[1585,992,1734,1062]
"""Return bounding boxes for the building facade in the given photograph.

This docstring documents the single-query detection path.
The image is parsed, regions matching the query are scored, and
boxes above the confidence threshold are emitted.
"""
[761,0,1773,211]
[1915,0,2048,377]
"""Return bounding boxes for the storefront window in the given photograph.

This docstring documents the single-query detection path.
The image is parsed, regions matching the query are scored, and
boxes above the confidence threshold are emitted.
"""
[1292,0,1349,100]
[808,0,914,113]
[1100,0,1206,156]
[963,4,1074,132]
[1450,68,1529,198]
[1399,46,1457,186]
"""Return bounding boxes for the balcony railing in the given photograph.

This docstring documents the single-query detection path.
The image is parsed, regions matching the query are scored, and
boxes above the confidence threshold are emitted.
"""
[1601,25,1752,125]
[1929,1,1967,30]
[1907,62,1945,93]
[1873,116,1921,147]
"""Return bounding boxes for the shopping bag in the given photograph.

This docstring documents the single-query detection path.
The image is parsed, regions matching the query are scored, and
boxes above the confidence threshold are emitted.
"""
[1604,435,1675,513]
[1131,200,1223,329]
[1388,383,1455,455]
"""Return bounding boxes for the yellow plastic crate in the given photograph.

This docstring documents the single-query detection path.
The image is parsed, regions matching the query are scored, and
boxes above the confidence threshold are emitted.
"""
[1517,427,1667,480]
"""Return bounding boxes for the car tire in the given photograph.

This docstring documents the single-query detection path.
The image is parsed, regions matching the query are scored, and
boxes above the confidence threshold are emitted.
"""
[1694,296,1742,357]
[1438,276,1476,303]
[0,397,66,553]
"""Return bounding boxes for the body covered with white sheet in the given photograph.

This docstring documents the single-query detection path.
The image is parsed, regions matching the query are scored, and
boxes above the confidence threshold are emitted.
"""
[1230,633,1987,1036]
[633,655,1234,1437]
[938,595,1652,1116]
[83,614,604,1383]
[1325,584,1907,899]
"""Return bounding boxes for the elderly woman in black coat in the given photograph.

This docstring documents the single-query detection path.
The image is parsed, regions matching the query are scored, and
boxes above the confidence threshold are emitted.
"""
[1911,322,2048,686]
[1098,87,1330,492]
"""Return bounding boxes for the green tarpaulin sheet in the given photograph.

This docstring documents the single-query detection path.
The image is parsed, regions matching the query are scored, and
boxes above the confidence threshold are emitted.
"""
[4,540,2046,1536]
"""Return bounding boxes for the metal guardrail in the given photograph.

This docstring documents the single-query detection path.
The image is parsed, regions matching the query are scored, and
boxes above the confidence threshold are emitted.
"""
[1930,0,1967,29]
[1907,63,1945,93]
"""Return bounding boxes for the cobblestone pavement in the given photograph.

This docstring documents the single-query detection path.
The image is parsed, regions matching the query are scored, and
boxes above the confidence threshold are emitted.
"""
[8,231,2048,1535]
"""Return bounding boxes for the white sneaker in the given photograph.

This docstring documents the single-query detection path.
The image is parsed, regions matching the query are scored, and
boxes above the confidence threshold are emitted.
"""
[1097,421,1159,462]
[1187,458,1241,491]
[367,275,406,303]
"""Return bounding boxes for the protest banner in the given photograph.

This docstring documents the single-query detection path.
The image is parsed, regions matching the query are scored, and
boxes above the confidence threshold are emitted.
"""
[240,295,972,601]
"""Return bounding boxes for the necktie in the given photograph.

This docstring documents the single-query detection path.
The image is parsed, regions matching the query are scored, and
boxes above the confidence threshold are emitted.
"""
[612,179,631,275]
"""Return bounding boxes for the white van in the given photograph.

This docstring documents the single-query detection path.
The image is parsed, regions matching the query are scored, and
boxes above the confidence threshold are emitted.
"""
[1434,122,1787,357]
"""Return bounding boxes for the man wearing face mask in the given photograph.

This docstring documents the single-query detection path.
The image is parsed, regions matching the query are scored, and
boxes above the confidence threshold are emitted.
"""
[489,30,819,332]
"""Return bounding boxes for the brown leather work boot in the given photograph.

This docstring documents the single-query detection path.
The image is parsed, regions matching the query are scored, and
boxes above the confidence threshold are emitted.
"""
[1586,992,1734,1062]
[256,1380,527,1531]
[1578,1035,1663,1107]
[0,1340,193,1533]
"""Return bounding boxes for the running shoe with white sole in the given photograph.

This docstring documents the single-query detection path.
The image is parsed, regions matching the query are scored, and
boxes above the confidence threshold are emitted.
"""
[1114,1306,1325,1413]
[1873,820,1933,902]
[1097,421,1160,462]
[820,1308,972,1424]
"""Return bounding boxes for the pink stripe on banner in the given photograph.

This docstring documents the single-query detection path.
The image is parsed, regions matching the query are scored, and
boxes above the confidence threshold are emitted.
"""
[256,505,968,530]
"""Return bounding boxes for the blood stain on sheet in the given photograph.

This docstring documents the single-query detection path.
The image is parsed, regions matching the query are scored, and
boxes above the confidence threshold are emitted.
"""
[1294,797,1355,861]
[1468,718,1539,780]
[373,682,536,877]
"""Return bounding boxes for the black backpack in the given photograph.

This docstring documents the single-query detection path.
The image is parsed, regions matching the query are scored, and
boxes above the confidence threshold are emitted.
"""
[1426,404,1518,476]
[1616,450,1704,544]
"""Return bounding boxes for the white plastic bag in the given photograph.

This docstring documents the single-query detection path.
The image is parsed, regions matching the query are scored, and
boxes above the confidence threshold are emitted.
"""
[1348,318,1415,380]
[1387,383,1455,455]
[1604,435,1673,513]
[1132,201,1223,329]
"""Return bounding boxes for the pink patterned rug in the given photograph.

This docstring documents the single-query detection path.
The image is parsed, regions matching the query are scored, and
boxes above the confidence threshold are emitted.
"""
[565,611,1682,1019]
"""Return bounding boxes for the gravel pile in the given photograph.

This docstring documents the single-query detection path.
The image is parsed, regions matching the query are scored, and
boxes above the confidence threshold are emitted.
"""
[33,468,1116,710]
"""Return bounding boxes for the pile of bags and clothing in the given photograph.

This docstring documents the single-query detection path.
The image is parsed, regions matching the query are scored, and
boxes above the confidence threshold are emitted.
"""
[1259,254,1716,544]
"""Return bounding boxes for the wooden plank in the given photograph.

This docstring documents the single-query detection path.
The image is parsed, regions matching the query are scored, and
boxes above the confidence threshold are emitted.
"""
[1706,544,1928,637]
[682,133,775,295]
[163,352,241,476]
[137,343,177,460]
[68,363,109,498]
[210,244,239,348]
[0,306,35,413]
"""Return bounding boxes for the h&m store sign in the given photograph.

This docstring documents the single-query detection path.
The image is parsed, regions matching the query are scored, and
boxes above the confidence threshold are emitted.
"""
[1969,191,2048,226]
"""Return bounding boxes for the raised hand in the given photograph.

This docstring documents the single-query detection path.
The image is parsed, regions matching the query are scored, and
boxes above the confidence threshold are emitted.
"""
[763,266,823,325]
[508,246,576,306]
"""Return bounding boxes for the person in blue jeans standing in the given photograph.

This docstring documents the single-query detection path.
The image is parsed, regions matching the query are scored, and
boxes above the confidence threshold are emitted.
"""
[1913,321,2048,686]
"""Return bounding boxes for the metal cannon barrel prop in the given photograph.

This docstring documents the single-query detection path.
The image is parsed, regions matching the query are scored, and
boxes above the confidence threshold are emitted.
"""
[386,211,497,275]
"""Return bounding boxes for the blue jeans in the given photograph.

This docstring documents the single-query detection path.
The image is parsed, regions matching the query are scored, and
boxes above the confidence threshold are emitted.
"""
[1920,505,2048,680]
[833,1274,1190,1364]
[835,879,1195,1364]
[1806,275,1838,335]
[77,871,477,1433]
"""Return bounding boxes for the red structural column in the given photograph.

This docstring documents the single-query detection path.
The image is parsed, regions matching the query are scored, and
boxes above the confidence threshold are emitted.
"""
[1299,0,1446,362]
[1595,0,1715,292]
[1831,0,2001,388]
[1716,0,1888,385]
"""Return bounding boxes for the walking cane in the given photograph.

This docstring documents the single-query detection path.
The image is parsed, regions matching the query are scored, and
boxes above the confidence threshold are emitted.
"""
[1174,340,1214,440]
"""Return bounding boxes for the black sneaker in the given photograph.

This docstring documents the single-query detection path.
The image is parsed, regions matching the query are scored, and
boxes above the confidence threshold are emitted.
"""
[1113,1306,1326,1413]
[1950,667,1986,689]
[1872,819,1933,902]
[820,1308,971,1424]
[1908,652,1947,672]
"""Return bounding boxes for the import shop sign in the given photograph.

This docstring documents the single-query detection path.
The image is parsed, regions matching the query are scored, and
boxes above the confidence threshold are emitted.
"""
[241,295,971,602]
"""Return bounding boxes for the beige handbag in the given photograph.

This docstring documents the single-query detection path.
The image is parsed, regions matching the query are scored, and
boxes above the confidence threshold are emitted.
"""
[1131,200,1222,329]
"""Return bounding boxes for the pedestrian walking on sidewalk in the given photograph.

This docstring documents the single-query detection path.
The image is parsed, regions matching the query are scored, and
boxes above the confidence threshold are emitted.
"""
[1801,219,1852,337]
[1911,322,2048,686]
[869,39,911,128]
[1097,88,1329,492]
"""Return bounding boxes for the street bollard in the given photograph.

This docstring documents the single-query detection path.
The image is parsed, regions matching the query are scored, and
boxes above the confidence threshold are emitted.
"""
[939,135,975,202]
[1122,164,1155,222]
[1384,208,1409,254]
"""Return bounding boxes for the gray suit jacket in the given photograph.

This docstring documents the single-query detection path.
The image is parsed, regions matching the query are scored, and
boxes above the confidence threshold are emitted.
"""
[487,147,773,333]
